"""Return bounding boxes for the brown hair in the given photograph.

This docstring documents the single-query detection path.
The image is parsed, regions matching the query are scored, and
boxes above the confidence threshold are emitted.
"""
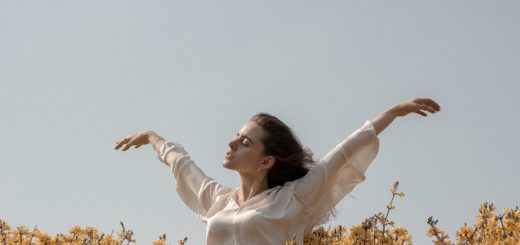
[250,113,316,188]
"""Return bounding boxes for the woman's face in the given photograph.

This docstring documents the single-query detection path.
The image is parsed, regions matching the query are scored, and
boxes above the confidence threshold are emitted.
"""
[222,121,269,174]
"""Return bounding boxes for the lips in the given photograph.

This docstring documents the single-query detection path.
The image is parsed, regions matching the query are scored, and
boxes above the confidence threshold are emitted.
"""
[225,152,232,159]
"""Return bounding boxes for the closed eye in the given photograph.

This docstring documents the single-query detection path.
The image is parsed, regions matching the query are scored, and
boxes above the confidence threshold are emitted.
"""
[235,133,254,145]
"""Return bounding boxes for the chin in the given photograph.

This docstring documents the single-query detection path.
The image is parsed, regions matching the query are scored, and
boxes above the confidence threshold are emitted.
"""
[222,160,233,170]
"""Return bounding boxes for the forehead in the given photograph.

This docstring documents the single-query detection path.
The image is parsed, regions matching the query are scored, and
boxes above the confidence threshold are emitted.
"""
[239,121,265,140]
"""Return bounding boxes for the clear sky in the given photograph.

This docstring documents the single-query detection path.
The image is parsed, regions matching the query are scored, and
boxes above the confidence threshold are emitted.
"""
[1,1,519,244]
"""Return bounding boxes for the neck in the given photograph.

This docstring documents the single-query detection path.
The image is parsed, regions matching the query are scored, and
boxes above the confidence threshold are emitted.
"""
[237,172,269,204]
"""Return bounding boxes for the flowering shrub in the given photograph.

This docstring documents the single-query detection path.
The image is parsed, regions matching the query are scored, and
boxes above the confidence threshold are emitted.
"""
[287,181,412,245]
[426,202,520,245]
[290,182,519,245]
[0,221,187,245]
[1,181,518,244]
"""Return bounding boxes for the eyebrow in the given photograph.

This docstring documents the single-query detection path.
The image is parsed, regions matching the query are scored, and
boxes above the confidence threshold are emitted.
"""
[236,133,255,145]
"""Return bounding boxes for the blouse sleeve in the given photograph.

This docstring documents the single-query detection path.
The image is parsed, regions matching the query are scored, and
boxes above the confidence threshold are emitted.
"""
[291,120,380,227]
[156,141,231,223]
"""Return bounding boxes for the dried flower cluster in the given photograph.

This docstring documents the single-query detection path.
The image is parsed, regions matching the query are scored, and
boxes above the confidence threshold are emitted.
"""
[0,221,186,245]
[292,181,519,245]
[286,181,411,245]
[426,202,520,245]
[1,182,518,244]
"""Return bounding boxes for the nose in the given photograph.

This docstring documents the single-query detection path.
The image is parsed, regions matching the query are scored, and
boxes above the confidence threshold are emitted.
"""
[228,139,237,150]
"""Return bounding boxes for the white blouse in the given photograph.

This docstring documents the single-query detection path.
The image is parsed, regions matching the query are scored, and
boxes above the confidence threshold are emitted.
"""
[156,120,380,245]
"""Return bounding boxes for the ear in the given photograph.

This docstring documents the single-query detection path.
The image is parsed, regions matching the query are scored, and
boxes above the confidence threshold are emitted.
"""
[260,155,276,170]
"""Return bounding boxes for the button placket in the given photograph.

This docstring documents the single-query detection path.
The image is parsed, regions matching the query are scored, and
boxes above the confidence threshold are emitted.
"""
[232,205,240,244]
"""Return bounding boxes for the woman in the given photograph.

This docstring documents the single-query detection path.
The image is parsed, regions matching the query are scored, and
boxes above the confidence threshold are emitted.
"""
[115,98,441,244]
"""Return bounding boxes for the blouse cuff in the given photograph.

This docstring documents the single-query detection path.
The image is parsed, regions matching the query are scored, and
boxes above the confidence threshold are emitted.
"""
[363,120,377,135]
[156,141,190,170]
[347,120,379,174]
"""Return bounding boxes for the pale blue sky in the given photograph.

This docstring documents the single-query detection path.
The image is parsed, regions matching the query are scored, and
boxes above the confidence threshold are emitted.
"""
[1,1,519,244]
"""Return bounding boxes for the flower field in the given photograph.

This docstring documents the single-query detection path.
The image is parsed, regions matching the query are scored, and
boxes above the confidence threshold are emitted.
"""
[2,182,518,244]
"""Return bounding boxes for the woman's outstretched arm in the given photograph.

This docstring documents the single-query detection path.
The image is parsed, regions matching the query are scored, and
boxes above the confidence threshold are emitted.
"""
[371,98,441,135]
[292,97,441,228]
[114,130,231,222]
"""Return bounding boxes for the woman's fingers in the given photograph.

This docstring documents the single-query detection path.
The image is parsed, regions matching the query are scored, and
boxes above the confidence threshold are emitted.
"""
[115,138,127,150]
[122,137,141,151]
[414,110,427,116]
[428,99,441,111]
[115,136,133,150]
[122,143,132,151]
[417,98,441,112]
[418,104,436,113]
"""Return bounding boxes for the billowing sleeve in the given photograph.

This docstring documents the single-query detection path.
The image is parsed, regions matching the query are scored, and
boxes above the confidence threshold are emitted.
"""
[156,141,231,223]
[291,120,380,228]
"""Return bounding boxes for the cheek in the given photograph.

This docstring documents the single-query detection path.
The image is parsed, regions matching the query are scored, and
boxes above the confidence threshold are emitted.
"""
[236,148,262,162]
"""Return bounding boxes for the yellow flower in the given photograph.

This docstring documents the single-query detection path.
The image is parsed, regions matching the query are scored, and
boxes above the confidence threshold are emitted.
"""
[504,219,517,231]
[427,226,438,237]
[391,226,407,236]
[101,234,118,245]
[16,225,29,235]
[153,240,167,245]
[455,224,474,242]
[38,232,52,243]
[504,237,520,245]
[0,220,11,231]
[69,225,82,235]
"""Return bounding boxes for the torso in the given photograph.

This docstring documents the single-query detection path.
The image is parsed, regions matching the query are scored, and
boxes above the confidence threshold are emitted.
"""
[205,185,310,245]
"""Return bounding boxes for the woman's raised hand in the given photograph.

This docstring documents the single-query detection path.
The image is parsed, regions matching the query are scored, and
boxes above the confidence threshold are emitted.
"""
[391,98,441,117]
[370,98,441,135]
[114,130,153,151]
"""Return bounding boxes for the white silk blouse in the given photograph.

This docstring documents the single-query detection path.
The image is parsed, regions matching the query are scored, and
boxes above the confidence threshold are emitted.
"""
[156,120,380,245]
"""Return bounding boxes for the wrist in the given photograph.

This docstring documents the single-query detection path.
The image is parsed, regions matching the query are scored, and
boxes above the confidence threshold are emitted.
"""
[385,105,400,118]
[145,130,156,139]
[147,131,165,150]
